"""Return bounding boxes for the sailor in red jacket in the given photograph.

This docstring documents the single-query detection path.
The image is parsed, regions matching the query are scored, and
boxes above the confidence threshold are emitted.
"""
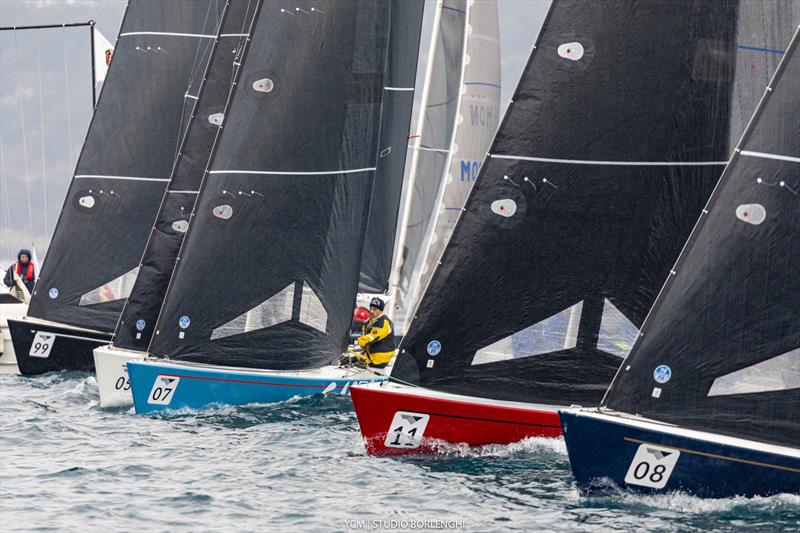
[3,248,36,294]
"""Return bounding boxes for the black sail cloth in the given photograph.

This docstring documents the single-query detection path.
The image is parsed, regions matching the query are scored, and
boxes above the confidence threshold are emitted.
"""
[392,0,741,405]
[359,0,425,293]
[604,30,800,449]
[27,0,224,333]
[113,0,260,351]
[147,0,391,370]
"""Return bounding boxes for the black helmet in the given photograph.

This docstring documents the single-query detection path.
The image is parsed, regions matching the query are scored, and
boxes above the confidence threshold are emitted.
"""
[369,297,385,311]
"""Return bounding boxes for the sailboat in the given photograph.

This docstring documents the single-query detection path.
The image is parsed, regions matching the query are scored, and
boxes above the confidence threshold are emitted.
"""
[93,0,260,407]
[7,0,225,375]
[560,25,800,499]
[350,0,792,455]
[388,0,500,333]
[124,0,398,414]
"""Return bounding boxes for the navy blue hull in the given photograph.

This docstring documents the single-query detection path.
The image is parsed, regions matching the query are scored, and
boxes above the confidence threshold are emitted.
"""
[8,319,112,376]
[560,410,800,498]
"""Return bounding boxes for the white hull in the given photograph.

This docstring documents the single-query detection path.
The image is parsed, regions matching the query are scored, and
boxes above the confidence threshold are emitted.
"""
[0,299,26,374]
[93,344,145,407]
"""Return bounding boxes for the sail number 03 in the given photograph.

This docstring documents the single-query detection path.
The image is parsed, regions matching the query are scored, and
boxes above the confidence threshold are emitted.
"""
[147,375,181,405]
[624,443,681,489]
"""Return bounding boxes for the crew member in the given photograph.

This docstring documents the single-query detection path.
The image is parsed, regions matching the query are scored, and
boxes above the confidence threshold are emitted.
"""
[355,297,396,368]
[3,248,36,294]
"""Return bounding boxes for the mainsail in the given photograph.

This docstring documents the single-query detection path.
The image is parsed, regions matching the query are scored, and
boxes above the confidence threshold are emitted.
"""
[358,0,425,293]
[113,0,260,351]
[410,0,501,313]
[392,0,746,406]
[26,0,224,333]
[603,27,800,449]
[147,0,391,370]
[389,0,469,328]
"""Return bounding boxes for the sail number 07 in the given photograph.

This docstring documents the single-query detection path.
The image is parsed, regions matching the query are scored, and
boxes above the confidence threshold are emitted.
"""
[147,375,181,405]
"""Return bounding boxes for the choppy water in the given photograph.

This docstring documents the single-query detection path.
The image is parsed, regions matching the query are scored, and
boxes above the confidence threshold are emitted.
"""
[1,372,798,532]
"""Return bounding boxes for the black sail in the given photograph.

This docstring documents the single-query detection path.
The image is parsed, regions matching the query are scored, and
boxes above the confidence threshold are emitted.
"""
[359,0,425,293]
[113,0,260,351]
[604,28,800,449]
[27,0,224,332]
[391,0,743,406]
[147,0,391,370]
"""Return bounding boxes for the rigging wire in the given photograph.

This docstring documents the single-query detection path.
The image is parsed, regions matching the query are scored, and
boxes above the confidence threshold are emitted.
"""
[36,39,49,237]
[12,28,35,239]
[62,27,75,171]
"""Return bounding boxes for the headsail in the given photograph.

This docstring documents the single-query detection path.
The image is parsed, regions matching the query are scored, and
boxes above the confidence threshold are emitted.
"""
[604,26,800,449]
[27,0,224,333]
[358,0,425,293]
[390,0,469,329]
[392,0,744,406]
[147,0,391,370]
[113,0,260,351]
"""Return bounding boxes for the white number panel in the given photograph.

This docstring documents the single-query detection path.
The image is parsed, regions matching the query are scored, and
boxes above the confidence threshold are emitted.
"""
[29,332,55,358]
[385,411,430,449]
[113,364,131,392]
[624,443,680,489]
[147,375,181,405]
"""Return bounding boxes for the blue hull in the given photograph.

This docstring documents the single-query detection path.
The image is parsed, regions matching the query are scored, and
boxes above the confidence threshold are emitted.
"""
[560,410,800,498]
[128,360,387,414]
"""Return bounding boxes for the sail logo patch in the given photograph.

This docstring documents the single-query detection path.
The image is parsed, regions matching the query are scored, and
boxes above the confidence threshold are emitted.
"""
[427,340,442,356]
[491,199,517,217]
[735,203,766,225]
[48,288,59,299]
[653,365,671,384]
[385,411,430,448]
[29,331,55,358]
[147,375,180,405]
[558,42,585,61]
[179,316,191,329]
[136,319,146,331]
[624,443,680,489]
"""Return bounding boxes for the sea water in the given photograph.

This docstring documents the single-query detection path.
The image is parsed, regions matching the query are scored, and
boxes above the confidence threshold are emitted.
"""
[1,372,798,532]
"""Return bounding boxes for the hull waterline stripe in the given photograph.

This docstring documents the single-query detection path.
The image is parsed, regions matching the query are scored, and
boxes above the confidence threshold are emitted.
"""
[152,372,333,389]
[384,87,414,91]
[419,409,560,428]
[737,44,785,55]
[208,167,376,176]
[491,154,729,166]
[623,437,800,473]
[75,174,170,182]
[740,150,800,164]
[27,329,109,343]
[120,31,216,39]
[411,146,450,154]
[464,81,502,89]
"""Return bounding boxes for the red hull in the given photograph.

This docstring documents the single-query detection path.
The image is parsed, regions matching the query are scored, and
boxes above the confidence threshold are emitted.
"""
[350,384,562,456]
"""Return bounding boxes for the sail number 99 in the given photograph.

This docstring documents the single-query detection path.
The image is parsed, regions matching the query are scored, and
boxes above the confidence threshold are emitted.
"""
[29,332,55,358]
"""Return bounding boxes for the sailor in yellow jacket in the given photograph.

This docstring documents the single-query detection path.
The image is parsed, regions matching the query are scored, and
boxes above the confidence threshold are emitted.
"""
[355,297,396,368]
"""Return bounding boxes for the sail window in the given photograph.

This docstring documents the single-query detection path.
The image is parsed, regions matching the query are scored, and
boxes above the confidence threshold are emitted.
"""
[299,282,328,334]
[597,298,639,358]
[79,266,139,306]
[208,112,224,126]
[210,283,295,340]
[490,199,516,217]
[471,301,583,365]
[558,42,584,61]
[707,348,800,397]
[252,77,274,93]
[213,205,233,219]
[172,220,189,233]
[735,203,766,225]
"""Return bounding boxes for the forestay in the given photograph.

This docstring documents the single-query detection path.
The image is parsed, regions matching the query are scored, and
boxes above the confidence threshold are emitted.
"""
[393,0,746,406]
[358,0,425,293]
[27,0,225,332]
[604,27,800,449]
[113,0,260,351]
[147,0,391,370]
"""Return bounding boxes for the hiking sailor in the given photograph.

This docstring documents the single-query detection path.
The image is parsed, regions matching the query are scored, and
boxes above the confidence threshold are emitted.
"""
[354,297,396,368]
